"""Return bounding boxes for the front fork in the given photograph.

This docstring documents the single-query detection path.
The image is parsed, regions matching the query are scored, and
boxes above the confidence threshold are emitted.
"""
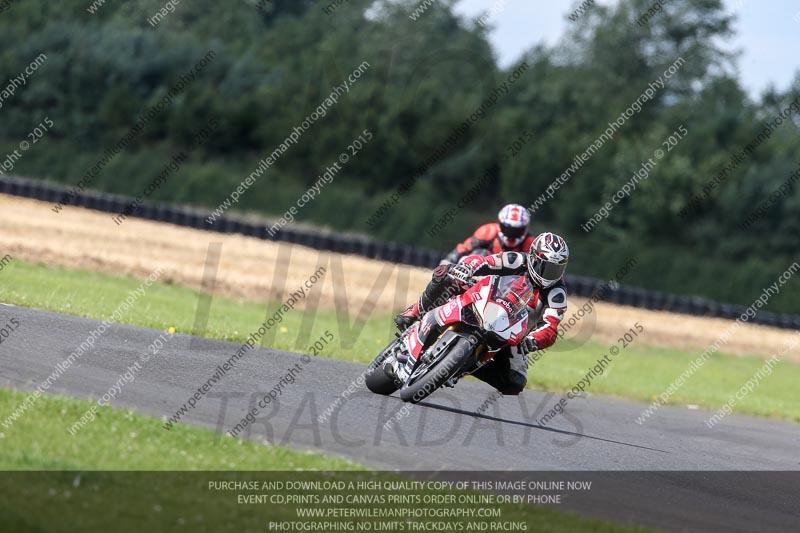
[444,344,489,387]
[392,327,486,387]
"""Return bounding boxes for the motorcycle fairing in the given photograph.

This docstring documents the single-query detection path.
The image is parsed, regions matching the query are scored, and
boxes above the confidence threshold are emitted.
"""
[459,276,530,346]
[401,275,531,366]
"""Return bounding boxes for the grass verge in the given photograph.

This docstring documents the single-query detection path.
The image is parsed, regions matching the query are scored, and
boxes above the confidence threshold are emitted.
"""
[0,387,358,470]
[1,259,798,423]
[0,388,649,533]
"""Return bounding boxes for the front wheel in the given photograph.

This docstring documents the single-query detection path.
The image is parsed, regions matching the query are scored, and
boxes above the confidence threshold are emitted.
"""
[399,335,475,404]
[365,338,402,395]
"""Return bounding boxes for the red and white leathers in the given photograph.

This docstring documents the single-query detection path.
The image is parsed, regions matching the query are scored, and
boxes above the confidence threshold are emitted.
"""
[394,250,568,394]
[461,251,568,350]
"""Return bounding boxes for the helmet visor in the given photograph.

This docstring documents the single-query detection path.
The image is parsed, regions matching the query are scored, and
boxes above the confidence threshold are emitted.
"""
[499,223,526,241]
[531,256,567,283]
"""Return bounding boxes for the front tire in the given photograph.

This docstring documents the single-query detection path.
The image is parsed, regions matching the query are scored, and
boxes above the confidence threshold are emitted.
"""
[399,336,475,403]
[365,339,402,395]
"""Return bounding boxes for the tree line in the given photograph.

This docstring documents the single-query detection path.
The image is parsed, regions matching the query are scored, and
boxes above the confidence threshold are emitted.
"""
[0,0,797,312]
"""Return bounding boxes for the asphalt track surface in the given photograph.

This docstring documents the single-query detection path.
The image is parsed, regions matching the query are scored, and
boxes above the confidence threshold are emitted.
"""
[1,305,798,532]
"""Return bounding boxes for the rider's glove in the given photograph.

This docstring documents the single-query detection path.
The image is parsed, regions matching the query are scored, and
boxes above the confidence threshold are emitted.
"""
[520,336,538,354]
[448,262,474,286]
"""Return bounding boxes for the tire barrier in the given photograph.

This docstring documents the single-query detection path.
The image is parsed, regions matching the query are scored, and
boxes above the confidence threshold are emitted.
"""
[2,175,799,330]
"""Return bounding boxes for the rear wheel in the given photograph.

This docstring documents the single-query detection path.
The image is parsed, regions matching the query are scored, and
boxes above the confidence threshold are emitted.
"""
[365,338,402,395]
[399,335,475,403]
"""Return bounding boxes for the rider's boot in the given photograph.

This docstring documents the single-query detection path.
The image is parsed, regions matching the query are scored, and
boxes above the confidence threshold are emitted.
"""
[394,264,456,331]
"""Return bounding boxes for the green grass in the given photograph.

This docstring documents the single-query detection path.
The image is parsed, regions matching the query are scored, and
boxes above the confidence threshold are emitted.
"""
[0,389,649,533]
[1,259,798,423]
[0,258,395,358]
[529,337,797,421]
[0,387,359,470]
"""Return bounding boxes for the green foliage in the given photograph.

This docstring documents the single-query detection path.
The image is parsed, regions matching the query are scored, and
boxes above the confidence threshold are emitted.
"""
[1,0,798,312]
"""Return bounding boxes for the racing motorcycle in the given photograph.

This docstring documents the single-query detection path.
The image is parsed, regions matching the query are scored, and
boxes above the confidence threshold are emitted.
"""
[365,271,534,403]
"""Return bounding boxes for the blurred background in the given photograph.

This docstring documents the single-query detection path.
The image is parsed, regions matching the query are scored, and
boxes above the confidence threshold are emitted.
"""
[0,0,798,312]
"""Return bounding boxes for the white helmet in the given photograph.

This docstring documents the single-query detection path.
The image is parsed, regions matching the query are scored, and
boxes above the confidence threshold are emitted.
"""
[497,204,530,247]
[528,232,569,288]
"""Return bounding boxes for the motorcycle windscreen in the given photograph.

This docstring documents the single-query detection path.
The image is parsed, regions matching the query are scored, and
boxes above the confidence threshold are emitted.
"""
[490,275,534,317]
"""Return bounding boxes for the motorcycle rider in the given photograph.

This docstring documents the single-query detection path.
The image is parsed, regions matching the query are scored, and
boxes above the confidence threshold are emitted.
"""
[443,203,535,264]
[394,232,569,395]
